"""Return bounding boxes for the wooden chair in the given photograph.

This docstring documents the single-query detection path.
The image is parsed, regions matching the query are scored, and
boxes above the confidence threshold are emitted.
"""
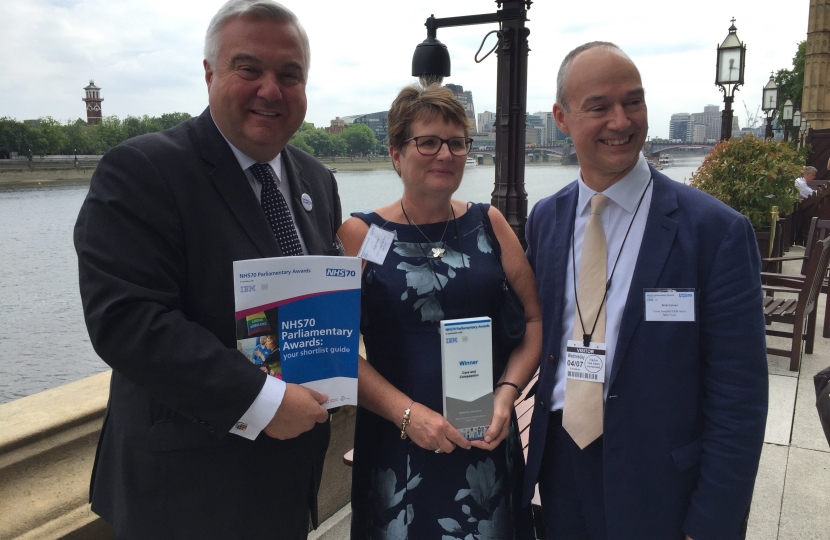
[763,217,830,338]
[342,370,547,537]
[763,235,830,371]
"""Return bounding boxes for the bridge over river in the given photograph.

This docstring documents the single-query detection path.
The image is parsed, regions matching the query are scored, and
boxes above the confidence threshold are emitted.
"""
[471,140,715,165]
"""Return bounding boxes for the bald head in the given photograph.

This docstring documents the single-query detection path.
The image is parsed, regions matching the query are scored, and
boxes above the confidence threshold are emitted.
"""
[551,43,647,191]
[556,42,634,111]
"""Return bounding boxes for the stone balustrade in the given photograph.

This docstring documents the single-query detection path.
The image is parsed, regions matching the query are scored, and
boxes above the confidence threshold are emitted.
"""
[0,371,355,539]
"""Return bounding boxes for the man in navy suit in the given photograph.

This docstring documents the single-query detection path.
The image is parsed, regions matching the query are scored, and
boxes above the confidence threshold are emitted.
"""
[74,1,341,538]
[523,42,768,539]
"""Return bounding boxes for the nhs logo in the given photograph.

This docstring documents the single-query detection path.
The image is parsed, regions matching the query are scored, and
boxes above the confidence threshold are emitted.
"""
[326,268,356,277]
[239,284,256,293]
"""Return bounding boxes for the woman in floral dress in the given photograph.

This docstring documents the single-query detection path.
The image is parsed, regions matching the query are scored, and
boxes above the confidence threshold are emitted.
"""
[338,84,542,539]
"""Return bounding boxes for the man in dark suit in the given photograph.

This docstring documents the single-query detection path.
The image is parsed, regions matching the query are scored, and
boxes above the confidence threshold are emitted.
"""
[74,1,341,538]
[523,42,768,539]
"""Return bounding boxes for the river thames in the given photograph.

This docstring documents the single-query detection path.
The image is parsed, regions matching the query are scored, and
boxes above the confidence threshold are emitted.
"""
[0,155,705,404]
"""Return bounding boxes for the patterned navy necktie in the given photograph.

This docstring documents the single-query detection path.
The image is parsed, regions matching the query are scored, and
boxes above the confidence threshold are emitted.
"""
[249,162,304,256]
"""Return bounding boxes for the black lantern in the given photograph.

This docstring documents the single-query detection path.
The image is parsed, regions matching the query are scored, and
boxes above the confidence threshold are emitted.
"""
[762,74,779,140]
[782,99,794,142]
[412,1,532,246]
[715,18,746,141]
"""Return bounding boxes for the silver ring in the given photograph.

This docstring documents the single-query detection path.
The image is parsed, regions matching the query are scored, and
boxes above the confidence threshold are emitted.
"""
[434,448,443,454]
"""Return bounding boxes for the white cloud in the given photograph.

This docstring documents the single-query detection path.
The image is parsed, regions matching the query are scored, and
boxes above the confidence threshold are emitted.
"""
[0,0,811,138]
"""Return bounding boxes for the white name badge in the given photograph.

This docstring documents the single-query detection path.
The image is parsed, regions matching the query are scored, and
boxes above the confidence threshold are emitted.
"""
[357,224,395,265]
[565,340,606,383]
[644,289,696,322]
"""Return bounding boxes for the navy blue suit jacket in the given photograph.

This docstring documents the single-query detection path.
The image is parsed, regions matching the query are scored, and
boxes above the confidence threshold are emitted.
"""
[523,168,768,540]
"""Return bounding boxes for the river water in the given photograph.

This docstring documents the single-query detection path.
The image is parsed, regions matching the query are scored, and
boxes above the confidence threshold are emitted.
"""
[0,155,704,404]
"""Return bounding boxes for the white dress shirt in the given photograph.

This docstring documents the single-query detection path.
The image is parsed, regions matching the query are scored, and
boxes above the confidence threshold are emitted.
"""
[550,154,654,411]
[795,177,814,199]
[213,119,311,440]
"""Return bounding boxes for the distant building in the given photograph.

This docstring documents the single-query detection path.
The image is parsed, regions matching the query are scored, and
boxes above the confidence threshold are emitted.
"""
[669,113,691,142]
[444,84,476,132]
[736,126,764,139]
[691,123,708,143]
[472,133,496,149]
[478,111,496,133]
[678,104,741,142]
[325,117,347,135]
[82,80,103,125]
[525,125,540,145]
[526,113,544,129]
[351,111,388,143]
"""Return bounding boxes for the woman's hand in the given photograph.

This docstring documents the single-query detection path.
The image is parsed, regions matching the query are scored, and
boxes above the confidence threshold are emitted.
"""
[405,402,472,453]
[470,384,516,451]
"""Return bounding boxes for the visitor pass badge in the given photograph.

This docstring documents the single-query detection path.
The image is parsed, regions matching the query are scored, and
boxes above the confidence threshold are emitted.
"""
[357,224,395,265]
[644,288,696,322]
[565,340,605,383]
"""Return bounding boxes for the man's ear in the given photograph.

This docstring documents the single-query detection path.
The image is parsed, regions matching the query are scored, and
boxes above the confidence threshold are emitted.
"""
[204,60,214,90]
[553,103,570,136]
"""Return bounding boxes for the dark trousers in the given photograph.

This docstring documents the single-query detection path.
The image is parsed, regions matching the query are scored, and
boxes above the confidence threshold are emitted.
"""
[537,410,607,540]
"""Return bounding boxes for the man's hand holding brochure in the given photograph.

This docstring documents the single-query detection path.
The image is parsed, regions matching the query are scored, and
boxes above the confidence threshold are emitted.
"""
[234,255,361,419]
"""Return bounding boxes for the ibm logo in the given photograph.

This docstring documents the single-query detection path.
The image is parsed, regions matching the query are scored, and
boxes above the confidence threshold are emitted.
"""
[325,268,356,277]
[240,285,256,293]
[446,337,458,344]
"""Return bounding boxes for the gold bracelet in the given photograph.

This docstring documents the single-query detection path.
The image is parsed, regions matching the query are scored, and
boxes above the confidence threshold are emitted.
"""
[400,401,414,439]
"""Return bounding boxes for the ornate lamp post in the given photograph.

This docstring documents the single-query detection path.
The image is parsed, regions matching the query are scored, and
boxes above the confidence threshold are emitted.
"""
[793,110,802,146]
[715,18,746,141]
[782,99,794,142]
[762,73,779,140]
[801,120,810,148]
[412,1,531,245]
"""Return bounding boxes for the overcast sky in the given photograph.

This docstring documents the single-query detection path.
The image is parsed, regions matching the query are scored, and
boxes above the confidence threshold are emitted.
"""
[0,0,811,139]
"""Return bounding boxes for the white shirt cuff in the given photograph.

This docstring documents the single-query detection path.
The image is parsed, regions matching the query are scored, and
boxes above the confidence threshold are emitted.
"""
[229,375,286,440]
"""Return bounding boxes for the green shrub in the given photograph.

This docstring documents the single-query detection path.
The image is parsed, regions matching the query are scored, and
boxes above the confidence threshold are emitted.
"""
[690,135,806,230]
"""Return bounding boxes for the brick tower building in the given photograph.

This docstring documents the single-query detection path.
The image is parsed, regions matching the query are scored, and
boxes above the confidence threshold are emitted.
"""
[82,81,103,125]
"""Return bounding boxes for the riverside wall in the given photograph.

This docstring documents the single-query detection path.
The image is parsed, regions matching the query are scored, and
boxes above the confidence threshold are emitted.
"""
[0,372,356,539]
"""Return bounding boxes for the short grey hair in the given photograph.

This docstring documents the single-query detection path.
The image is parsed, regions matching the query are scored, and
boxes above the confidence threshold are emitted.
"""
[204,0,310,73]
[805,166,818,175]
[556,41,625,111]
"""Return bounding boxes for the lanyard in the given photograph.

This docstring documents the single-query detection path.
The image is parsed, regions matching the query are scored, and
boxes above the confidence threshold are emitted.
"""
[571,177,653,346]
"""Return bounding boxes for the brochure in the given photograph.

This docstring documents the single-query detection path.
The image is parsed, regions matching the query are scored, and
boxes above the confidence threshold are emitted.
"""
[233,256,361,409]
[440,317,494,440]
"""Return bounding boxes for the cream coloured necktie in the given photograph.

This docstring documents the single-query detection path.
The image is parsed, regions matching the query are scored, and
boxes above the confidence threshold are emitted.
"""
[562,193,610,449]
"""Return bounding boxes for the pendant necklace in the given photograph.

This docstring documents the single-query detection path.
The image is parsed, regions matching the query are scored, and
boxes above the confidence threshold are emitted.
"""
[400,200,452,258]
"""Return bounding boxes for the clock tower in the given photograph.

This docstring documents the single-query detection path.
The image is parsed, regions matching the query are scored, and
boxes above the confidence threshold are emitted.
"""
[82,80,103,125]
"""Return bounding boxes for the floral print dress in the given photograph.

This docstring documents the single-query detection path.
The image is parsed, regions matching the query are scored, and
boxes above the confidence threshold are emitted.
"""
[350,205,535,540]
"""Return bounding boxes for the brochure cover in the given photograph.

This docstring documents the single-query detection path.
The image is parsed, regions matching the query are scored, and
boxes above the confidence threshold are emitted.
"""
[440,317,494,440]
[233,256,361,409]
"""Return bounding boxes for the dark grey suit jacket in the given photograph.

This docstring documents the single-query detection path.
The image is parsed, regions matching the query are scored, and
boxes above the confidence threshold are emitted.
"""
[74,108,342,539]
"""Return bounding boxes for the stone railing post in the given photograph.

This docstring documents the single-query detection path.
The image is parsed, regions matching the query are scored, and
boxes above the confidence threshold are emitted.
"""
[0,371,112,540]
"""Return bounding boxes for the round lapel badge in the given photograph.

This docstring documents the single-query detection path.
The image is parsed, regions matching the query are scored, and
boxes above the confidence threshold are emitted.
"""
[301,193,313,212]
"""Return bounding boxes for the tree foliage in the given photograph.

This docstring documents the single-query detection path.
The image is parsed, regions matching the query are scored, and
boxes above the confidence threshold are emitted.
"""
[0,113,192,156]
[341,123,377,155]
[690,135,807,229]
[288,122,380,157]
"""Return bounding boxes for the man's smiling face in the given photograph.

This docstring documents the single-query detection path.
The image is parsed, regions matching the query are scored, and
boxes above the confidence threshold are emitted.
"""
[205,16,307,162]
[553,46,648,191]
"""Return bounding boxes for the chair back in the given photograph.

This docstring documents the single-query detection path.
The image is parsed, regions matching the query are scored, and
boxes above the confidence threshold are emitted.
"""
[801,217,819,275]
[800,236,830,319]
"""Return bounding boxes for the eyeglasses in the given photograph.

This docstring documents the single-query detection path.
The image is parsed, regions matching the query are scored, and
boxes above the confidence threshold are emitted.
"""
[402,136,473,156]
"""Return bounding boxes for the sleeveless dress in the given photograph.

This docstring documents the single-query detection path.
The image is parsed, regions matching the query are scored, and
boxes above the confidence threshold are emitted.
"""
[350,204,535,540]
